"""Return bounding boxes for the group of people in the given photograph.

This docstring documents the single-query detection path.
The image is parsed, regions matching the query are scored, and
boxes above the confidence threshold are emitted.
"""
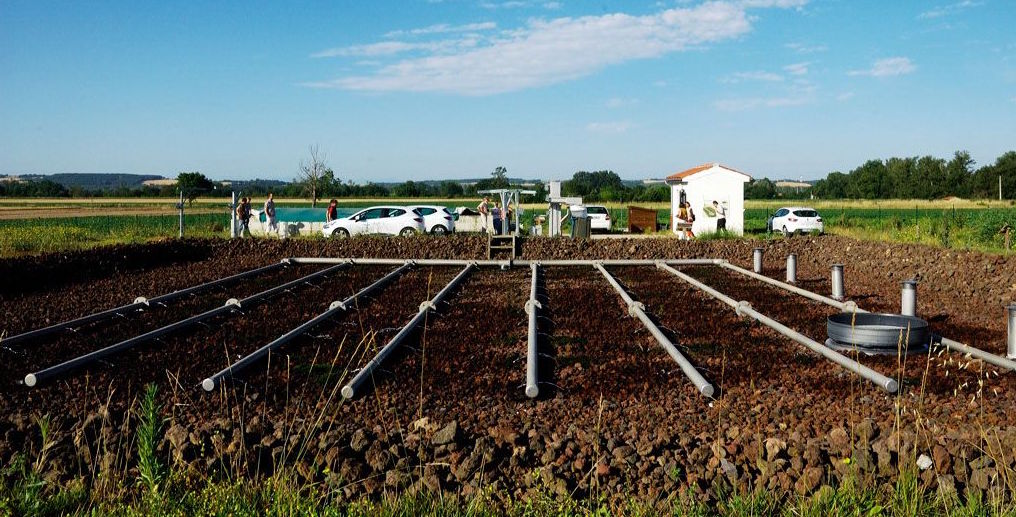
[476,196,514,234]
[234,192,277,237]
[675,199,726,239]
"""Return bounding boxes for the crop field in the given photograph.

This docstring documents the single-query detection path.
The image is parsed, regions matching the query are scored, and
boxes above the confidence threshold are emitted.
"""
[1,235,1014,513]
[4,197,1016,258]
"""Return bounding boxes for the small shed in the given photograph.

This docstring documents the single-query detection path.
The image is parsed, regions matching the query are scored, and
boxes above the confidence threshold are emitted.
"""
[665,163,751,236]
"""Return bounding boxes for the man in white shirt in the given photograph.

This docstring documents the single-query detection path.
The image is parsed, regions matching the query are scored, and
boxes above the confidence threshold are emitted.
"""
[713,200,726,232]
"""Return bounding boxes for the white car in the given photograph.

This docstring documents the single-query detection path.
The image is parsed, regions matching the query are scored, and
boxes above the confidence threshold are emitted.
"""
[408,205,456,234]
[585,205,612,232]
[767,206,823,236]
[322,206,424,238]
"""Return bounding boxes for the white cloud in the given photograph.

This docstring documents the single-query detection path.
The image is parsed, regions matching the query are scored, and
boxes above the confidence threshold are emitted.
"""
[919,1,982,19]
[714,80,815,111]
[713,95,810,111]
[308,1,806,95]
[605,97,638,108]
[481,1,529,9]
[739,0,807,7]
[784,42,827,54]
[722,70,784,83]
[783,62,809,75]
[311,37,481,58]
[385,22,496,38]
[543,2,563,9]
[586,121,633,133]
[848,57,916,77]
[836,91,855,101]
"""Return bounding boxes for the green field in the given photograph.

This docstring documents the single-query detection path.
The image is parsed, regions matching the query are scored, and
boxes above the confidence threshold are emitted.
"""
[2,198,1016,256]
[0,213,228,256]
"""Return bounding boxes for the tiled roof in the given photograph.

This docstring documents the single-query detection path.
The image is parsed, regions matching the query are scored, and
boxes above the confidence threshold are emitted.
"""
[665,163,751,181]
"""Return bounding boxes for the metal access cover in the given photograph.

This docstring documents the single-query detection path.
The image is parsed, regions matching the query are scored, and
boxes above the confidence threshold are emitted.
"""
[827,312,930,353]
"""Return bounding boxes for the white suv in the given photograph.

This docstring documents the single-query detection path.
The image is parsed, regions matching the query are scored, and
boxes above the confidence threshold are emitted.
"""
[767,206,823,236]
[322,206,424,238]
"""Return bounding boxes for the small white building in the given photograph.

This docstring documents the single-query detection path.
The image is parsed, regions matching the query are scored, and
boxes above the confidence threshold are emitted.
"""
[665,163,751,236]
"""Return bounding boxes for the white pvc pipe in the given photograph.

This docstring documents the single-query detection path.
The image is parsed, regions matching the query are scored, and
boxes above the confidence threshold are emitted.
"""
[753,248,764,273]
[341,264,474,400]
[596,264,714,397]
[721,260,1016,372]
[831,264,844,301]
[1008,304,1016,360]
[719,262,861,313]
[288,258,724,267]
[657,263,898,393]
[786,254,797,284]
[901,280,918,317]
[525,264,541,398]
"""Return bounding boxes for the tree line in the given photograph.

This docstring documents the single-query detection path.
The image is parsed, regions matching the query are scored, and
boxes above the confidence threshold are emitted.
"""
[745,150,1016,200]
[5,149,1014,202]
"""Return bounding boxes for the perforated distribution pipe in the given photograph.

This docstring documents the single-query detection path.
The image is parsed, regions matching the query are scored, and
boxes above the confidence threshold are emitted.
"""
[200,263,411,391]
[341,264,474,400]
[657,263,898,393]
[525,263,541,398]
[718,262,861,313]
[23,263,348,388]
[594,264,714,397]
[720,261,1016,372]
[288,258,724,267]
[2,261,288,348]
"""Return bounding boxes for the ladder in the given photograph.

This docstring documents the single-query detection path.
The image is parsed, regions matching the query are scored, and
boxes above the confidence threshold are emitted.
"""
[488,234,518,260]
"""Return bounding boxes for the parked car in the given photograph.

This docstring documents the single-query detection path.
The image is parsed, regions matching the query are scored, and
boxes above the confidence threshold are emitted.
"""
[585,205,612,232]
[767,206,824,236]
[408,205,456,234]
[322,206,424,238]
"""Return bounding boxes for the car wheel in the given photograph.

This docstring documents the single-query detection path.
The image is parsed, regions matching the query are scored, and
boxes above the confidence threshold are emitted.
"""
[332,228,349,239]
[782,225,790,238]
[431,225,447,235]
[399,227,417,237]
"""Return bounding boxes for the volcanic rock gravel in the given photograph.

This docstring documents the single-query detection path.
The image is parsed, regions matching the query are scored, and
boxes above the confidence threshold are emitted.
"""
[0,234,1014,505]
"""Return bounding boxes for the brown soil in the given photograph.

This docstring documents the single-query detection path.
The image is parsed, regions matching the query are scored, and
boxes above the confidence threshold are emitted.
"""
[0,235,1013,505]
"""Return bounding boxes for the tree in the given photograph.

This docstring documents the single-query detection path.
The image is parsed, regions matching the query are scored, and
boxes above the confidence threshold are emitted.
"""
[744,178,777,199]
[475,166,510,192]
[176,172,216,205]
[438,181,464,198]
[297,144,330,207]
[945,151,974,197]
[391,181,423,198]
[563,170,625,200]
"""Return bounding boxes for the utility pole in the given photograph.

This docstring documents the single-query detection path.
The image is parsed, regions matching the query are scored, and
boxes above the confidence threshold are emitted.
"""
[177,190,185,238]
[1000,175,1003,201]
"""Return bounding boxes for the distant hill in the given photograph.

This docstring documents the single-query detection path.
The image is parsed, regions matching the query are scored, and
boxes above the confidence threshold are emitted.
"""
[48,173,166,190]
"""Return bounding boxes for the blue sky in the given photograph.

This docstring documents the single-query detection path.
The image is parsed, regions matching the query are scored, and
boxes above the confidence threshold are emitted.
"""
[1,0,1014,182]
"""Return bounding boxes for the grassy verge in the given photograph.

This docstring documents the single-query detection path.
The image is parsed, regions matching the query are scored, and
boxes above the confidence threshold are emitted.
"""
[2,459,1010,516]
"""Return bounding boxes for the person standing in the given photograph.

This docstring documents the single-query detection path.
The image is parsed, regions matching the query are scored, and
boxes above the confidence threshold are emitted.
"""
[264,192,278,236]
[491,202,503,235]
[713,200,726,232]
[236,197,252,237]
[477,196,491,233]
[326,199,339,222]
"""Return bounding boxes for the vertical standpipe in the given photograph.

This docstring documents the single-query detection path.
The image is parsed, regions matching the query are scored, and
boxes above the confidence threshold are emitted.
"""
[1008,303,1016,359]
[786,254,797,284]
[753,248,764,273]
[901,280,918,317]
[831,264,844,301]
[525,263,540,398]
